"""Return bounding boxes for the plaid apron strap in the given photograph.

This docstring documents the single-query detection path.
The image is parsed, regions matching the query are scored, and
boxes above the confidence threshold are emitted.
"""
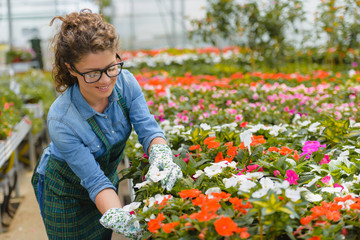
[87,89,130,151]
[87,117,111,151]
[115,88,130,124]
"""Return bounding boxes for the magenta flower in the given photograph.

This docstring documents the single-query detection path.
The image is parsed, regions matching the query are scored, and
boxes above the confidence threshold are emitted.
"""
[321,175,331,184]
[300,141,326,159]
[285,169,299,185]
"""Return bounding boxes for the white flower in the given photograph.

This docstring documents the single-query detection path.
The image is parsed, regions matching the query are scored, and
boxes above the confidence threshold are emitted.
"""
[134,180,151,189]
[145,194,172,209]
[304,192,322,202]
[304,176,321,188]
[238,180,257,193]
[223,175,247,188]
[193,170,204,179]
[200,123,211,130]
[259,177,274,189]
[321,187,342,194]
[204,164,223,178]
[308,122,321,132]
[135,143,142,149]
[252,188,268,198]
[148,167,167,182]
[123,202,141,212]
[285,189,301,202]
[245,172,264,180]
[205,187,221,198]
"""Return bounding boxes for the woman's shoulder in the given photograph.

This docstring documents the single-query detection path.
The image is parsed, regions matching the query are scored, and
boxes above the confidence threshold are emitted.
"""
[47,87,80,122]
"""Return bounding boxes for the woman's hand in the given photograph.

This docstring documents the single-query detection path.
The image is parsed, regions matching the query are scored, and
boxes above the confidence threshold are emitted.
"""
[100,208,142,239]
[146,144,183,191]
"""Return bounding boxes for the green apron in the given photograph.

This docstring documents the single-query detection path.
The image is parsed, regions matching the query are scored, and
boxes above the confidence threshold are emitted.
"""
[31,90,131,240]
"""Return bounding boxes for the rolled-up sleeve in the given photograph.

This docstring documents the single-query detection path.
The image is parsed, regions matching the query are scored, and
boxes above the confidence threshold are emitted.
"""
[48,119,115,202]
[122,71,166,154]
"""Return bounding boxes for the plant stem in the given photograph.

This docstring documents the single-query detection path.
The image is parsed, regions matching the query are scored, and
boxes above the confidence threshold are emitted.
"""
[258,210,263,240]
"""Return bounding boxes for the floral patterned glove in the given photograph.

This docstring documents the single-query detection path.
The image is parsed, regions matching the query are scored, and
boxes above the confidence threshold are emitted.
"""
[99,208,142,240]
[146,144,183,191]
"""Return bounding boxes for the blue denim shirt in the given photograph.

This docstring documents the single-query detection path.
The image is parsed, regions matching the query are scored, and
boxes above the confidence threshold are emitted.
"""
[37,70,165,202]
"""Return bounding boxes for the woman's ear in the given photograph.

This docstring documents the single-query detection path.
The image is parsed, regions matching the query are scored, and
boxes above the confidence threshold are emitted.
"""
[65,62,76,77]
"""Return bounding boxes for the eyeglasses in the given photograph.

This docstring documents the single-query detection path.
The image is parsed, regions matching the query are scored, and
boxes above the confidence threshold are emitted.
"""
[71,54,124,83]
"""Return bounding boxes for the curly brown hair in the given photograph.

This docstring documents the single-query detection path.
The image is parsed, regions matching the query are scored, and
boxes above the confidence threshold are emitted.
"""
[50,9,119,93]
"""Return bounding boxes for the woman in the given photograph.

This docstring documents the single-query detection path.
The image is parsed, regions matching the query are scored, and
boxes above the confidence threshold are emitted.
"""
[31,9,182,239]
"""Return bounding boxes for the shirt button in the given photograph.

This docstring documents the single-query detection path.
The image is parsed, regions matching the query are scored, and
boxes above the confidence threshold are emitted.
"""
[111,130,115,134]
[97,145,100,148]
[104,115,108,119]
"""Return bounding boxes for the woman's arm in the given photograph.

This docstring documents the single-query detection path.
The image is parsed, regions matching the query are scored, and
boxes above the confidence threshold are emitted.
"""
[95,188,122,214]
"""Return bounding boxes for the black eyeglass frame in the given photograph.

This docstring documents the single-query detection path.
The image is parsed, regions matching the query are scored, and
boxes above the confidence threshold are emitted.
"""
[71,54,124,83]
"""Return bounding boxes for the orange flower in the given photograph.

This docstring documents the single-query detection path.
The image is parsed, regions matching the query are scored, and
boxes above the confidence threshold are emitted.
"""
[250,135,266,146]
[162,221,179,233]
[279,146,293,155]
[192,194,206,206]
[207,141,221,149]
[211,192,231,200]
[214,216,238,236]
[334,195,352,202]
[239,142,246,150]
[189,210,217,222]
[147,213,166,232]
[308,237,321,240]
[325,210,341,221]
[215,152,224,163]
[179,189,202,199]
[201,198,221,213]
[293,150,300,161]
[227,146,238,157]
[300,216,313,225]
[235,227,250,239]
[268,147,280,152]
[229,197,252,214]
[189,144,202,151]
[204,136,216,145]
[224,142,233,147]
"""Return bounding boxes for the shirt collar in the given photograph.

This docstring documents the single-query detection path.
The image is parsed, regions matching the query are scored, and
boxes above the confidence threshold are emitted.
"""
[72,84,119,120]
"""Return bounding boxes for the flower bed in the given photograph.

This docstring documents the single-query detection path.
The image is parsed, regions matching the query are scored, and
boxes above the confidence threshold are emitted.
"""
[121,68,360,239]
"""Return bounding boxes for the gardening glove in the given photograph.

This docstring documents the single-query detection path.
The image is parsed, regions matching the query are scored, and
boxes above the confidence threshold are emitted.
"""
[146,144,183,191]
[100,208,142,240]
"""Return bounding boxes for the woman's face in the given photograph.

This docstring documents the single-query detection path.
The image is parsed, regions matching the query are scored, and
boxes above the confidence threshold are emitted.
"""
[70,50,118,107]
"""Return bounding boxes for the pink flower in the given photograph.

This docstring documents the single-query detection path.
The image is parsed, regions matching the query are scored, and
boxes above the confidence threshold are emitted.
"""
[246,164,263,172]
[226,100,232,106]
[319,155,330,165]
[284,106,289,112]
[235,114,243,122]
[321,175,331,184]
[203,112,209,118]
[273,170,281,177]
[4,102,10,110]
[147,101,154,106]
[260,106,267,112]
[285,169,299,185]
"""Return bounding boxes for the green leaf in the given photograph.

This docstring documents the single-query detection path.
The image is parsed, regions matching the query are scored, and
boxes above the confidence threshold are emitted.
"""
[174,157,187,172]
[194,173,205,188]
[278,206,295,216]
